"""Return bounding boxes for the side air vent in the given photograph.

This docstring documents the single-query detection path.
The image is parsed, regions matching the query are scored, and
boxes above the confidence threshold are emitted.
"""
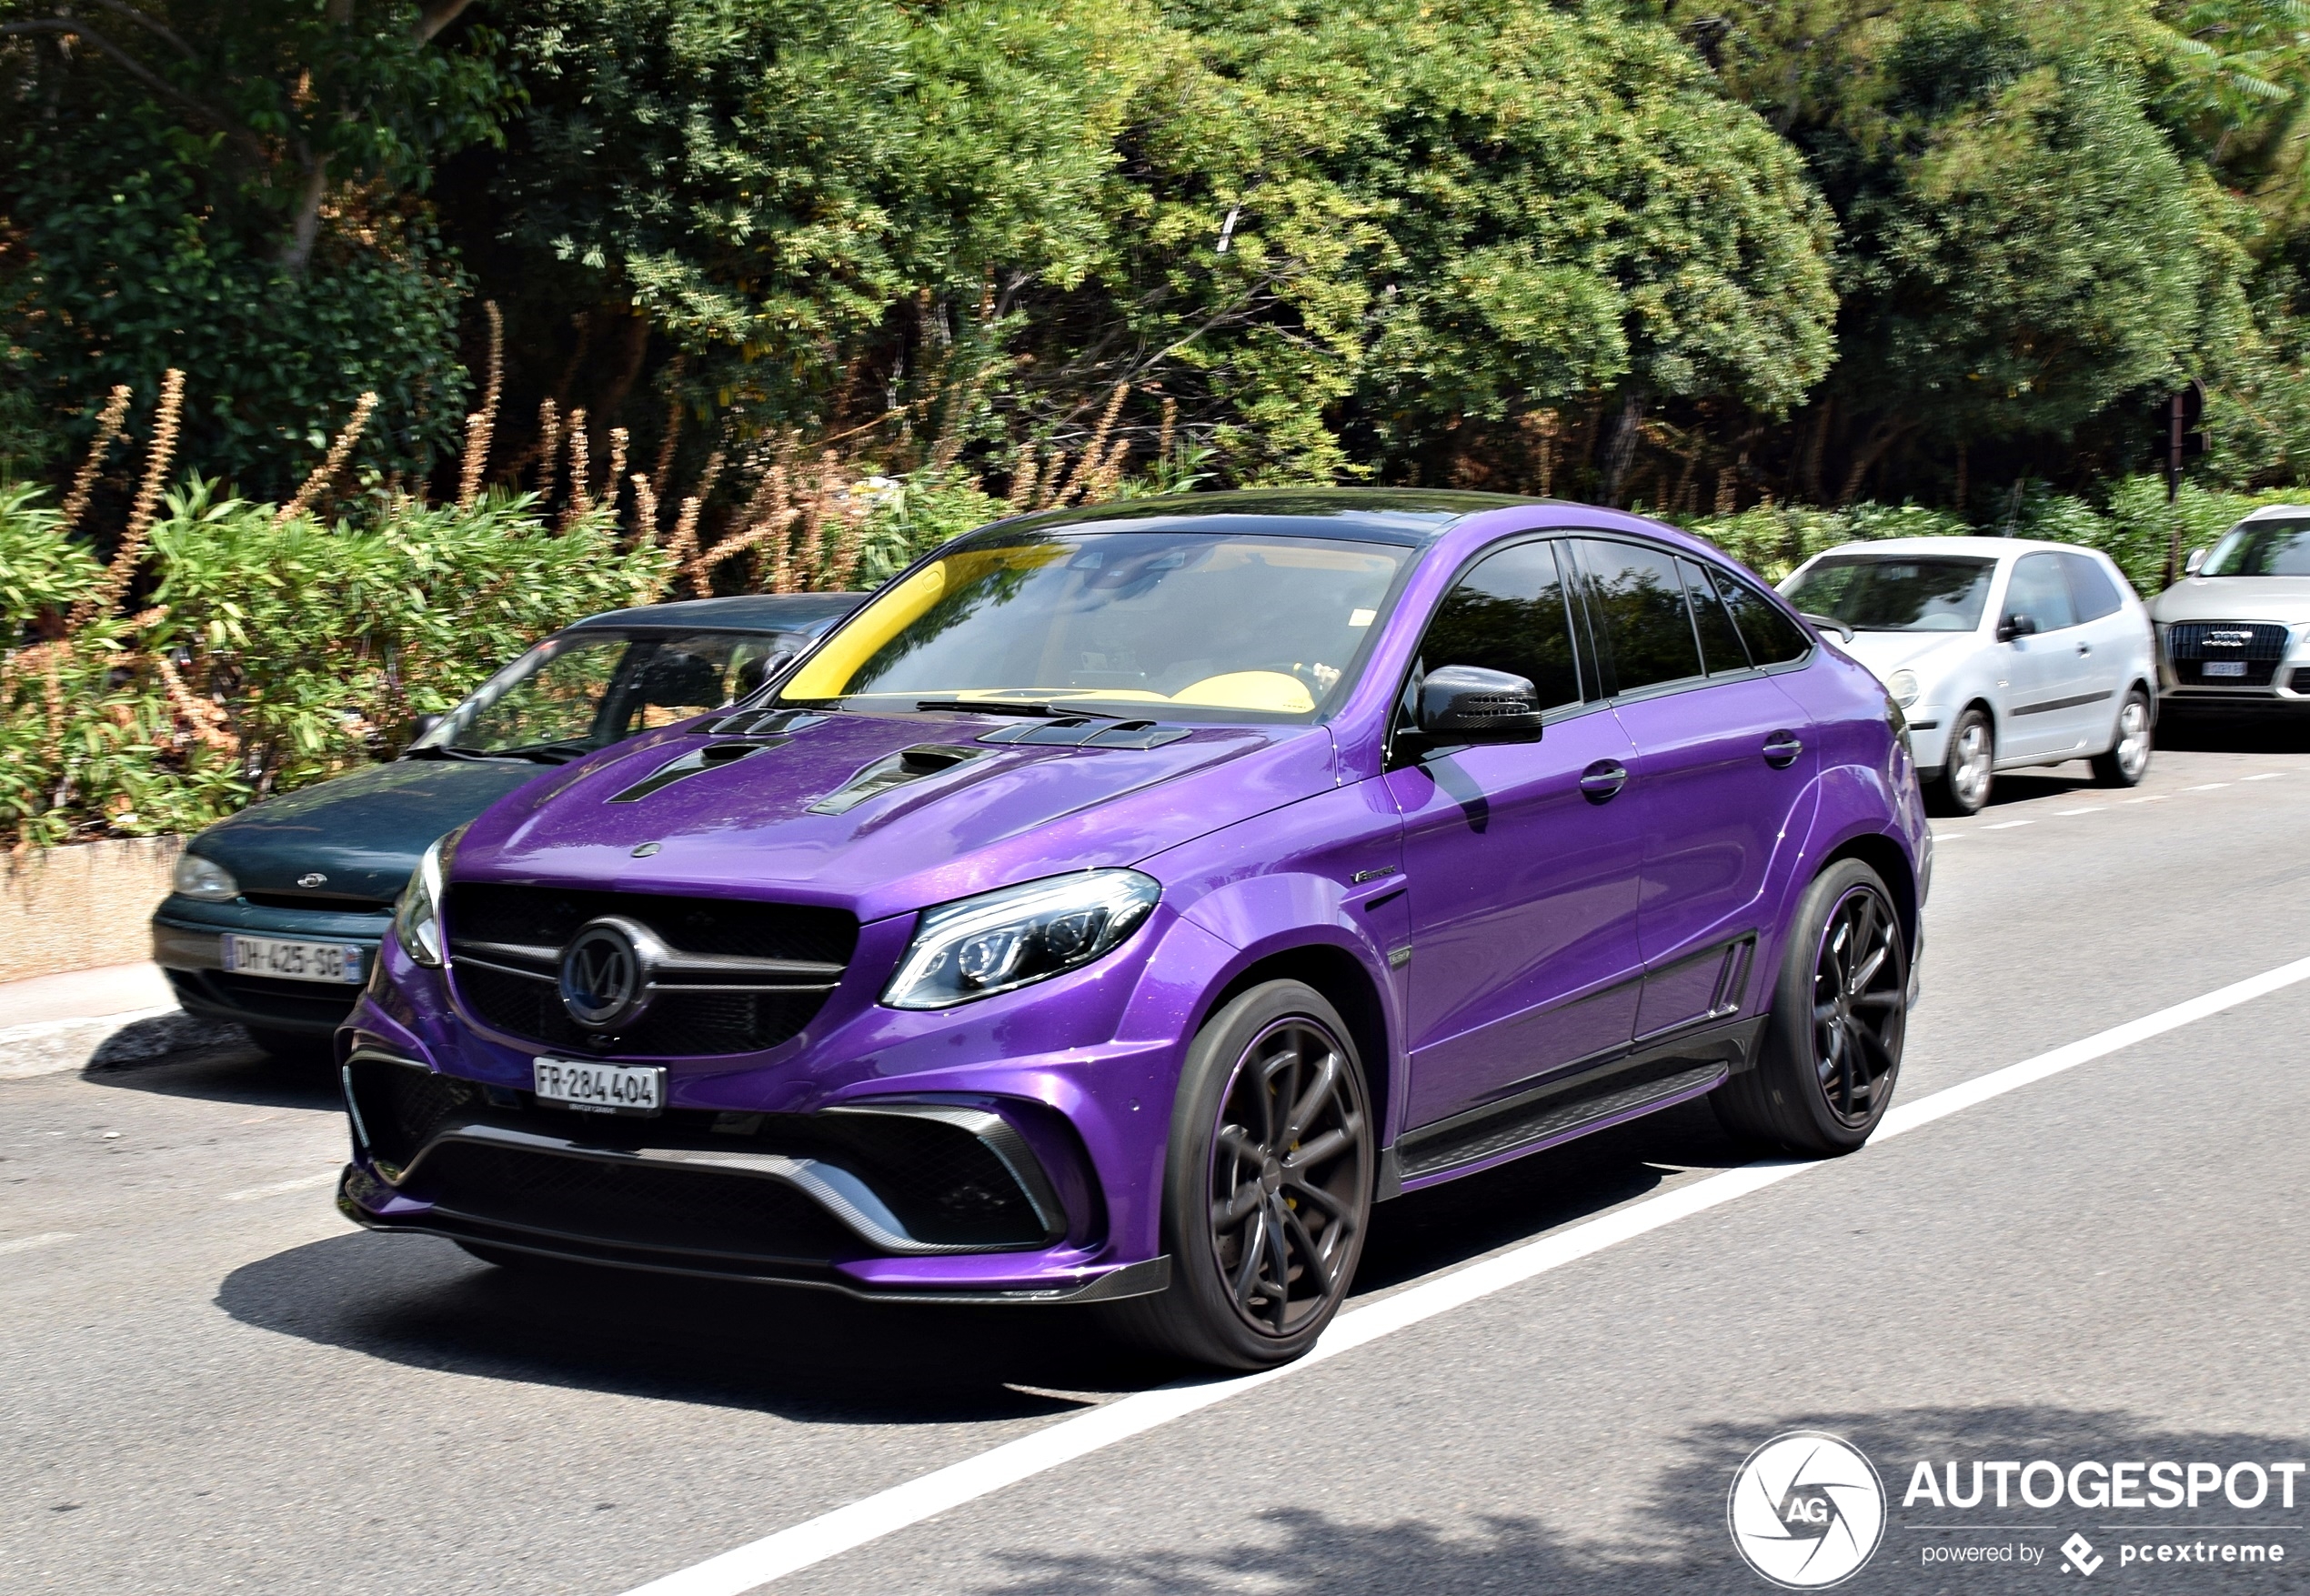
[609,740,782,803]
[699,708,826,738]
[808,744,983,815]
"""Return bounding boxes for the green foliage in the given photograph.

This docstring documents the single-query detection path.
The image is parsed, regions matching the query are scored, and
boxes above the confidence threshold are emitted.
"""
[848,473,1010,588]
[1,0,509,495]
[0,483,669,843]
[0,482,94,630]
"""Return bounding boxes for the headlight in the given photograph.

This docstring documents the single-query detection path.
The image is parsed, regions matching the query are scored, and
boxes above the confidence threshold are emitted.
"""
[172,852,238,902]
[1885,668,1922,708]
[882,869,1161,1009]
[391,828,464,969]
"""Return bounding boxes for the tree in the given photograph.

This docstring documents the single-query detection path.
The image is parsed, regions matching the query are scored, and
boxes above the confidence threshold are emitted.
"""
[0,0,511,495]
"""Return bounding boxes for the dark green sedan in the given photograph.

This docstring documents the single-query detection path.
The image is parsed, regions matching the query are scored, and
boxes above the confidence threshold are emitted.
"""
[151,592,863,1057]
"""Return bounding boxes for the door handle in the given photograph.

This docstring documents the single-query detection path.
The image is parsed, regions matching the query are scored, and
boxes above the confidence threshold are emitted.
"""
[1578,759,1628,802]
[2076,642,2093,656]
[1763,730,1804,768]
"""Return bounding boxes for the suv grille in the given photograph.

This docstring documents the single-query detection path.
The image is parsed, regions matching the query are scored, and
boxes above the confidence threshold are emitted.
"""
[445,884,857,1057]
[2166,621,2288,687]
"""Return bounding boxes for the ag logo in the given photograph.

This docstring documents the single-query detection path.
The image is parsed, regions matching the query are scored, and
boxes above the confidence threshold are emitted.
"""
[1727,1431,1886,1589]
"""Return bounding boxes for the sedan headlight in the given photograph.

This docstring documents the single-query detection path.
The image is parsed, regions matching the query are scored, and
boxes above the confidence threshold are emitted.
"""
[172,852,238,902]
[883,869,1161,1009]
[391,828,464,969]
[1885,668,1922,708]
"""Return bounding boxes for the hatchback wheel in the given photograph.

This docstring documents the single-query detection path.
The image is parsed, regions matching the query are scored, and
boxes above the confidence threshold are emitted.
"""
[1713,859,1907,1157]
[2091,688,2153,787]
[1101,979,1373,1370]
[1930,707,1994,815]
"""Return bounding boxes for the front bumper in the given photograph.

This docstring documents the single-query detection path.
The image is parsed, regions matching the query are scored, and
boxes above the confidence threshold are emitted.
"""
[153,898,387,1036]
[334,1043,1171,1302]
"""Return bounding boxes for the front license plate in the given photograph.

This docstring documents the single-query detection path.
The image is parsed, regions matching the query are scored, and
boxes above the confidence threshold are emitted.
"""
[221,933,364,985]
[533,1057,666,1116]
[2203,659,2248,678]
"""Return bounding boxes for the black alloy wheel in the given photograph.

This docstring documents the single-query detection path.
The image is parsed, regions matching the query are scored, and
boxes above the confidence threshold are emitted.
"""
[1713,858,1908,1156]
[1808,882,1905,1129]
[1208,1016,1369,1338]
[1100,979,1373,1369]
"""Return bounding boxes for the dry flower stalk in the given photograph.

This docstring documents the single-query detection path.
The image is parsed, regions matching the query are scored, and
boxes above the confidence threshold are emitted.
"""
[630,472,658,543]
[605,428,630,510]
[62,386,133,533]
[153,653,238,752]
[1156,396,1177,470]
[1052,384,1130,507]
[457,300,505,507]
[534,398,561,505]
[668,495,703,579]
[1007,447,1042,512]
[276,390,379,526]
[563,409,592,526]
[652,389,683,497]
[73,366,184,629]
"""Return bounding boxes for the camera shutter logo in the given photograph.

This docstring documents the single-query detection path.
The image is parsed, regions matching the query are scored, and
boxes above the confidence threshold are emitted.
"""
[559,921,647,1029]
[1727,1431,1886,1588]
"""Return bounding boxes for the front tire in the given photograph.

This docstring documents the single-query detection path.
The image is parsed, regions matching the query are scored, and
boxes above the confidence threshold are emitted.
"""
[1929,706,1994,816]
[1713,859,1908,1157]
[1100,980,1373,1370]
[2091,688,2153,787]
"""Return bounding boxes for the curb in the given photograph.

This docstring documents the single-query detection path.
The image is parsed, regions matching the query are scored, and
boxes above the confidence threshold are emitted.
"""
[0,1007,252,1080]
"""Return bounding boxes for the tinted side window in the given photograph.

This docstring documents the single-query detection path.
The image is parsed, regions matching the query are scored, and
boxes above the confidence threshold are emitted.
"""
[2007,553,2078,632]
[1419,539,1583,712]
[1714,569,1813,667]
[1575,539,1704,695]
[1682,557,1752,675]
[2060,552,2123,622]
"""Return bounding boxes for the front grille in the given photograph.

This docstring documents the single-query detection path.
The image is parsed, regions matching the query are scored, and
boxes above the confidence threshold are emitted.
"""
[814,1113,1054,1247]
[2292,668,2310,694]
[2166,621,2288,687]
[445,884,857,1057]
[169,968,363,1026]
[346,1059,480,1171]
[411,1140,859,1263]
[242,891,392,914]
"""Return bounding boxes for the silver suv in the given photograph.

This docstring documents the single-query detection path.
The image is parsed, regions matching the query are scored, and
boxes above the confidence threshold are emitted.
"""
[2151,506,2310,715]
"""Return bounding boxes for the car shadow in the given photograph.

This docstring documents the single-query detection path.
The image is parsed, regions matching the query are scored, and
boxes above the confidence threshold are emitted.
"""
[969,1404,2306,1593]
[78,1040,342,1113]
[213,1098,1751,1421]
[2155,712,2310,755]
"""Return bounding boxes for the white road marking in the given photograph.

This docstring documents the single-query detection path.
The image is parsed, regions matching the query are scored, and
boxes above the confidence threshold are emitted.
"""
[2054,808,2105,817]
[0,1231,76,1257]
[616,950,2310,1596]
[1982,819,2034,830]
[220,1171,340,1203]
[2245,772,2286,781]
[2183,783,2232,792]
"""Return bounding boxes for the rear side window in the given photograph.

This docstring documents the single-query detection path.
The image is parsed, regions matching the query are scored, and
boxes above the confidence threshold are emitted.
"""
[1681,558,1752,675]
[1419,539,1584,712]
[2060,552,2124,622]
[1574,539,1704,695]
[2006,553,2078,632]
[1715,572,1813,666]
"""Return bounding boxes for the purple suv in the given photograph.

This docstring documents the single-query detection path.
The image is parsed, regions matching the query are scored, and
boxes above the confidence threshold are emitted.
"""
[339,490,1929,1369]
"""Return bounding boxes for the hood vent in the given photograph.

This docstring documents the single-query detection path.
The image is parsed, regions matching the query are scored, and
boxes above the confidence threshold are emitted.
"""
[976,718,1190,749]
[698,708,826,738]
[608,739,782,804]
[808,744,983,815]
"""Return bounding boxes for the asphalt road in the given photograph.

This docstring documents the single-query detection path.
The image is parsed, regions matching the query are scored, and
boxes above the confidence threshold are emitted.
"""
[7,720,2310,1596]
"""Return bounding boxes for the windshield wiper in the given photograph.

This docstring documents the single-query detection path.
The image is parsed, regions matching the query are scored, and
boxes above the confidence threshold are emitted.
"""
[490,738,598,765]
[402,745,500,763]
[913,699,1123,720]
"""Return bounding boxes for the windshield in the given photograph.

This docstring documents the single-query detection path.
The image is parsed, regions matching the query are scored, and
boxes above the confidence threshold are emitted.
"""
[2201,518,2310,577]
[1781,555,1995,632]
[415,630,796,761]
[777,530,1412,720]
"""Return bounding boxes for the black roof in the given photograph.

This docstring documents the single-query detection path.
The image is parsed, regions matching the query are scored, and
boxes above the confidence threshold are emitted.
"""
[982,487,1554,547]
[567,591,868,636]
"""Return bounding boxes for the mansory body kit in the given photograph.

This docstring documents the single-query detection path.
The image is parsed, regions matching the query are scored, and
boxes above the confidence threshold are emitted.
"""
[338,490,1930,1368]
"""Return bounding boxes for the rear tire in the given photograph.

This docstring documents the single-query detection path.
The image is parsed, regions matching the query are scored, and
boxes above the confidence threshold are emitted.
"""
[1927,706,1994,816]
[2091,688,2153,787]
[1713,859,1908,1157]
[1097,979,1373,1370]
